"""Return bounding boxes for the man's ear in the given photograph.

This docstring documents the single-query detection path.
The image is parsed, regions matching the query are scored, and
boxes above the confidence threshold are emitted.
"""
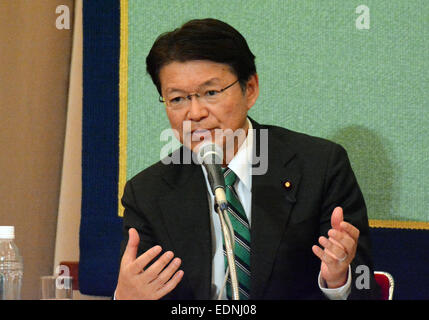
[245,73,259,111]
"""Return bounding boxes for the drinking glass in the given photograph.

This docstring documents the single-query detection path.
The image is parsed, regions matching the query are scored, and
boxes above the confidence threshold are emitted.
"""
[40,275,73,300]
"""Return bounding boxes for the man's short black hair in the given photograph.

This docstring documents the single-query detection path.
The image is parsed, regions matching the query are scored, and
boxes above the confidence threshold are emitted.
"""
[146,18,257,95]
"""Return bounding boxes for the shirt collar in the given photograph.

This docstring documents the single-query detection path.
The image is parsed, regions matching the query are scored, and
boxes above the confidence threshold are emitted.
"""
[226,118,253,193]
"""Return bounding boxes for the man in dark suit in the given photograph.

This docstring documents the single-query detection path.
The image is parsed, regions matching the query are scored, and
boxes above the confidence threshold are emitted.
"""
[115,18,380,300]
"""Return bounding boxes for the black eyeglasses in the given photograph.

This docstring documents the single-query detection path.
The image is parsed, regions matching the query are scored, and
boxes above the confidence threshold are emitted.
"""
[159,79,240,110]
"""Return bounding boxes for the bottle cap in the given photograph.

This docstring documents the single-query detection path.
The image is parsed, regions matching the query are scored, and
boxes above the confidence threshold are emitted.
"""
[0,226,15,239]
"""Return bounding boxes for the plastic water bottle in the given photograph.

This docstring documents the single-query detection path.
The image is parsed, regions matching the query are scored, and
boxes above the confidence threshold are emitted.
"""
[0,226,24,300]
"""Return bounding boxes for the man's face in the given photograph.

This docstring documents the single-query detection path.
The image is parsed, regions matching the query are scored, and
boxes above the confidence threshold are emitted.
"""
[158,60,259,155]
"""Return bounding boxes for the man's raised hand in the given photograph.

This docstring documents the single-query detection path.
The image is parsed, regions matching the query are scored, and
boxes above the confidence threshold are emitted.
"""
[312,207,359,288]
[115,228,184,299]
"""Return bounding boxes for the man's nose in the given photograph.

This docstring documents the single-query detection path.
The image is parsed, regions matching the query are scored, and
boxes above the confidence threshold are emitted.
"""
[187,95,209,121]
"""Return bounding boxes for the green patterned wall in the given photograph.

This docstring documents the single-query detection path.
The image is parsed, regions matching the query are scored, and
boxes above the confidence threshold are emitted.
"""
[125,0,428,223]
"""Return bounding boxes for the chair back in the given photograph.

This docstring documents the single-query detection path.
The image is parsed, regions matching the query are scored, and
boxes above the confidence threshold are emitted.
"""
[374,271,394,300]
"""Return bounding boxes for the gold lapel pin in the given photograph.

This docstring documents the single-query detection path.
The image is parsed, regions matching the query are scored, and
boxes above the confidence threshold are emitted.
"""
[283,180,292,189]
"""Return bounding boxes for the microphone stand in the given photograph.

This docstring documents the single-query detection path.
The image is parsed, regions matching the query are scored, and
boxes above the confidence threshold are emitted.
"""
[196,142,239,300]
[214,189,240,300]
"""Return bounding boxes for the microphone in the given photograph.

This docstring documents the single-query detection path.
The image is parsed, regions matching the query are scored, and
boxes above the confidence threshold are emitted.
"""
[196,142,227,210]
[196,142,240,300]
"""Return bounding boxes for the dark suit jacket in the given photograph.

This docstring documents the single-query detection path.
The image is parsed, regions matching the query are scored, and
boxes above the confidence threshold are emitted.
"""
[120,119,381,300]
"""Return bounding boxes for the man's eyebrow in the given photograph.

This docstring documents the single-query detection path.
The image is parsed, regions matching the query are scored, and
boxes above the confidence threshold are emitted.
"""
[165,78,223,95]
[199,78,222,87]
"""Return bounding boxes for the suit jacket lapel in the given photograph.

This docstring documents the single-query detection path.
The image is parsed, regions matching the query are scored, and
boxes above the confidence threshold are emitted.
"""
[157,153,212,299]
[250,120,301,299]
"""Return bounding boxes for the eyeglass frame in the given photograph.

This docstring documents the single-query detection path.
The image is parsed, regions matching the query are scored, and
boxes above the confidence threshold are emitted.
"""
[158,79,240,108]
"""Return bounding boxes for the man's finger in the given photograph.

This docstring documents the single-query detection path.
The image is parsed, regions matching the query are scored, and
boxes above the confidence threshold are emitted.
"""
[130,245,163,274]
[331,206,343,230]
[142,251,175,283]
[312,245,325,261]
[155,270,184,299]
[340,221,360,240]
[328,236,345,251]
[328,229,355,251]
[152,257,182,287]
[318,236,347,261]
[313,244,343,265]
[313,245,335,264]
[121,228,140,267]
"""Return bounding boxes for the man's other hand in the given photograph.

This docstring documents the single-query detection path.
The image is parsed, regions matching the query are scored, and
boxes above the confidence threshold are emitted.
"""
[312,207,359,288]
[115,228,184,299]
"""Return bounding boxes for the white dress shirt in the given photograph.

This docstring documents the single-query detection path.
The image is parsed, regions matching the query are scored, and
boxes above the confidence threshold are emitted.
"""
[201,119,351,300]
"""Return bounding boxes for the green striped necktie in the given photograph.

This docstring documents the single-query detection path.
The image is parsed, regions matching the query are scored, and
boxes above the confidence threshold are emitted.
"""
[222,167,251,300]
